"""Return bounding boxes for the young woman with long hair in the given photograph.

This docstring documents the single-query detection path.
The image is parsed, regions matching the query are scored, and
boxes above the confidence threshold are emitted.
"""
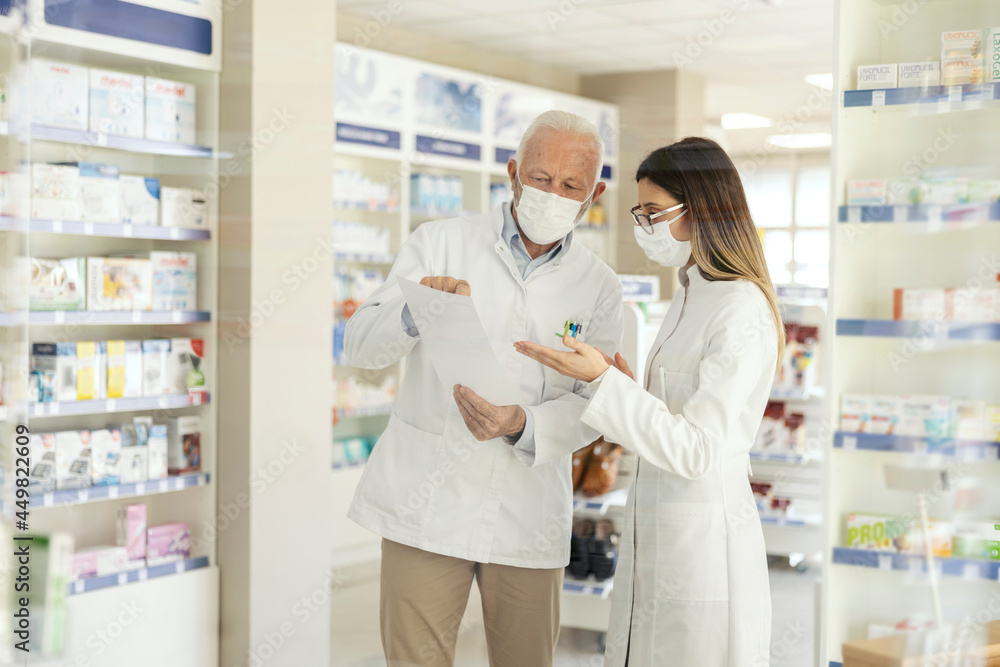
[516,137,783,666]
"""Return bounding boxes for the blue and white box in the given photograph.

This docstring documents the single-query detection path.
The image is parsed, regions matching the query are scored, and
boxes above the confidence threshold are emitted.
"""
[90,428,122,487]
[145,77,196,144]
[150,251,197,311]
[119,175,160,226]
[31,59,89,131]
[56,162,120,224]
[89,69,144,138]
[142,340,171,396]
[56,343,78,402]
[147,424,168,480]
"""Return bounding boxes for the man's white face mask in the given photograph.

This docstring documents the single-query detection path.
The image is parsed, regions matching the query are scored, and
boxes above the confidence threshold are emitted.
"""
[514,172,593,245]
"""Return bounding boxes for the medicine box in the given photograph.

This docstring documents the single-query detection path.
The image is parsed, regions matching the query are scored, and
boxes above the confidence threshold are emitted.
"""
[952,522,1000,561]
[942,30,984,59]
[146,523,191,566]
[142,339,170,396]
[117,504,147,562]
[898,62,940,88]
[31,59,89,131]
[160,187,207,229]
[167,415,201,474]
[950,399,986,440]
[56,343,77,402]
[942,57,985,85]
[119,446,148,484]
[76,162,120,224]
[857,64,897,90]
[70,546,128,581]
[990,28,1000,82]
[893,288,946,321]
[106,340,126,399]
[55,430,91,490]
[90,428,121,486]
[119,175,160,226]
[151,251,197,311]
[29,257,86,311]
[86,257,153,311]
[847,180,887,206]
[145,77,196,144]
[166,337,205,397]
[31,343,57,403]
[89,68,144,138]
[29,433,57,492]
[900,395,950,438]
[75,341,101,401]
[947,288,997,322]
[867,395,902,435]
[31,163,80,222]
[846,513,909,551]
[124,340,143,397]
[147,424,168,479]
[987,406,1000,443]
[841,394,870,433]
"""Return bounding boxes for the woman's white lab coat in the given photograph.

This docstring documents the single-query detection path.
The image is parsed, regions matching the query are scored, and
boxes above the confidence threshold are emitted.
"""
[583,264,776,667]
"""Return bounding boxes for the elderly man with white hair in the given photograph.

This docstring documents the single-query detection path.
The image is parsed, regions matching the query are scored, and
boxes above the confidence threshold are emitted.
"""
[345,110,624,667]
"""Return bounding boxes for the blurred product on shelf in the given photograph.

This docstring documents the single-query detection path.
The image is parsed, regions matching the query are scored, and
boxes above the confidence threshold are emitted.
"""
[489,182,511,210]
[161,187,207,229]
[847,173,1000,207]
[751,481,795,518]
[410,173,463,214]
[898,62,941,88]
[119,175,160,226]
[844,512,999,560]
[333,169,398,209]
[31,58,89,130]
[29,257,86,311]
[117,504,147,563]
[774,322,818,395]
[839,393,1000,440]
[71,545,130,580]
[851,29,1000,90]
[586,199,607,226]
[754,401,807,454]
[29,433,57,491]
[334,321,347,365]
[893,278,1000,322]
[145,77,196,144]
[86,257,153,311]
[332,436,376,467]
[55,162,120,224]
[146,522,191,566]
[335,375,397,413]
[575,438,623,498]
[567,517,619,582]
[332,220,391,255]
[335,267,384,319]
[857,64,898,90]
[151,252,198,311]
[844,620,1000,664]
[167,415,201,475]
[24,532,74,655]
[31,163,80,220]
[90,68,144,138]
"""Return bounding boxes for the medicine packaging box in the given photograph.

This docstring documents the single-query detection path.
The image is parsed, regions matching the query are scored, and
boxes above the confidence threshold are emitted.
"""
[31,343,57,403]
[29,257,86,311]
[166,337,205,396]
[987,406,1000,443]
[898,62,940,88]
[75,162,120,224]
[106,340,126,399]
[55,430,92,490]
[119,446,148,484]
[942,30,984,59]
[867,395,902,435]
[146,523,191,566]
[847,180,887,206]
[28,433,57,492]
[167,415,201,474]
[950,399,986,440]
[89,68,144,138]
[846,513,908,551]
[123,340,143,397]
[86,257,153,311]
[31,163,80,222]
[71,546,129,581]
[117,504,147,562]
[900,395,950,438]
[90,428,122,487]
[75,341,101,401]
[990,28,1000,82]
[31,59,89,131]
[142,339,170,396]
[151,251,197,310]
[119,175,160,226]
[145,77,196,144]
[857,64,897,90]
[942,57,985,85]
[55,343,77,402]
[841,394,870,433]
[160,187,207,229]
[147,424,168,479]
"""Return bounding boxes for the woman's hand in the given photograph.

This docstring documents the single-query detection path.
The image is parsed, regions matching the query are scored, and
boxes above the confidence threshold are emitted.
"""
[514,335,611,383]
[597,349,635,381]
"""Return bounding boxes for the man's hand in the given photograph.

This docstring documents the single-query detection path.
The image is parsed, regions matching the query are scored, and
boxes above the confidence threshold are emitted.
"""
[453,385,526,442]
[420,276,471,296]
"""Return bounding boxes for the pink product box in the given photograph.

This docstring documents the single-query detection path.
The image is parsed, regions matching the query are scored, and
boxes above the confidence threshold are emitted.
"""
[146,523,190,566]
[117,503,147,562]
[70,546,129,581]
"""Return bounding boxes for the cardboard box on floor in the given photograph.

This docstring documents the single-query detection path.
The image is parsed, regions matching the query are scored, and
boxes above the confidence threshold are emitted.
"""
[843,622,1000,666]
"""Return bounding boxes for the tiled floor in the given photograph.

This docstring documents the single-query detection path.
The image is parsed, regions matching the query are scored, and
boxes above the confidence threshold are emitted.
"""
[330,558,819,667]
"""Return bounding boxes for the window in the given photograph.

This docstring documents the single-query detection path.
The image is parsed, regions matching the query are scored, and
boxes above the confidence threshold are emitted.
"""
[743,163,831,288]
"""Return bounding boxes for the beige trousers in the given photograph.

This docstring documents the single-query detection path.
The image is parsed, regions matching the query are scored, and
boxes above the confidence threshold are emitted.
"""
[380,539,563,667]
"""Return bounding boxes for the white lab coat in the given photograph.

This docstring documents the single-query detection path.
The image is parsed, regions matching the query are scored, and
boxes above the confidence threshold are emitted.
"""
[582,265,776,667]
[345,204,624,568]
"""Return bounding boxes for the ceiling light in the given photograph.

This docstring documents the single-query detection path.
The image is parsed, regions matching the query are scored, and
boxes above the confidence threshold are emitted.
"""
[805,73,833,90]
[721,113,773,130]
[766,133,832,149]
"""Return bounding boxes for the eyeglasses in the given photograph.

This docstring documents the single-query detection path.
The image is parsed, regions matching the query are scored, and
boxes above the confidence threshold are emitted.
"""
[630,202,686,234]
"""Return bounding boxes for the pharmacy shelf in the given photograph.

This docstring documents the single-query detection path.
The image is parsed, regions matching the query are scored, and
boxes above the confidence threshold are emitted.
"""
[776,285,828,301]
[333,202,400,213]
[563,575,614,599]
[836,319,1000,341]
[770,386,825,401]
[837,203,1000,225]
[27,310,211,325]
[750,451,822,464]
[68,556,211,596]
[759,514,820,528]
[410,208,479,219]
[29,393,208,418]
[21,123,228,159]
[831,547,1000,582]
[833,431,999,460]
[334,403,394,420]
[572,488,628,514]
[331,458,367,471]
[843,83,1000,108]
[32,473,210,509]
[333,251,396,265]
[27,218,211,241]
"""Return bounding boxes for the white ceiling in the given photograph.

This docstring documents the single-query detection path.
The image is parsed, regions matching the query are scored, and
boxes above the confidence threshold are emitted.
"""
[338,0,835,144]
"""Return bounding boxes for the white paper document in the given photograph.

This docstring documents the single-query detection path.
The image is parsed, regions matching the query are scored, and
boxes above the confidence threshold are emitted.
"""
[398,277,520,406]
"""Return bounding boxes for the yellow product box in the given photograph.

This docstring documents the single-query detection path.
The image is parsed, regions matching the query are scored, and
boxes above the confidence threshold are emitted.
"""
[86,258,152,311]
[106,340,126,399]
[942,56,985,85]
[76,341,98,401]
[941,29,983,59]
[986,406,1000,443]
[845,513,951,556]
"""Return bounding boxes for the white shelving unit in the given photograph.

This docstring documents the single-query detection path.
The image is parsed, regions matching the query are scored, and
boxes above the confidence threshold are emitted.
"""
[826,1,1000,664]
[0,0,223,661]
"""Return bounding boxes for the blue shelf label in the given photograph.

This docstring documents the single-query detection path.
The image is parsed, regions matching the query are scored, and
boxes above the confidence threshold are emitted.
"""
[416,135,481,161]
[601,164,613,179]
[495,147,516,165]
[336,123,401,150]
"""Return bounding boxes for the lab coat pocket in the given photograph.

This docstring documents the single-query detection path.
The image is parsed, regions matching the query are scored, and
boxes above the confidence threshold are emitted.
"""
[658,368,698,413]
[543,366,577,400]
[653,501,729,602]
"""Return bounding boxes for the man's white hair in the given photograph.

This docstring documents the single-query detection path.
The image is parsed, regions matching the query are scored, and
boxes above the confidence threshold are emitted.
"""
[514,110,605,185]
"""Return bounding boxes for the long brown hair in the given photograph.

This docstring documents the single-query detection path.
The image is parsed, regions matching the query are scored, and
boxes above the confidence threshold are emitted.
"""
[636,137,785,365]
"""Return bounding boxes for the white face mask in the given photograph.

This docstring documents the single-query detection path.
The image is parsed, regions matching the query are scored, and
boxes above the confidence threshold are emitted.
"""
[633,209,691,267]
[514,172,591,245]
